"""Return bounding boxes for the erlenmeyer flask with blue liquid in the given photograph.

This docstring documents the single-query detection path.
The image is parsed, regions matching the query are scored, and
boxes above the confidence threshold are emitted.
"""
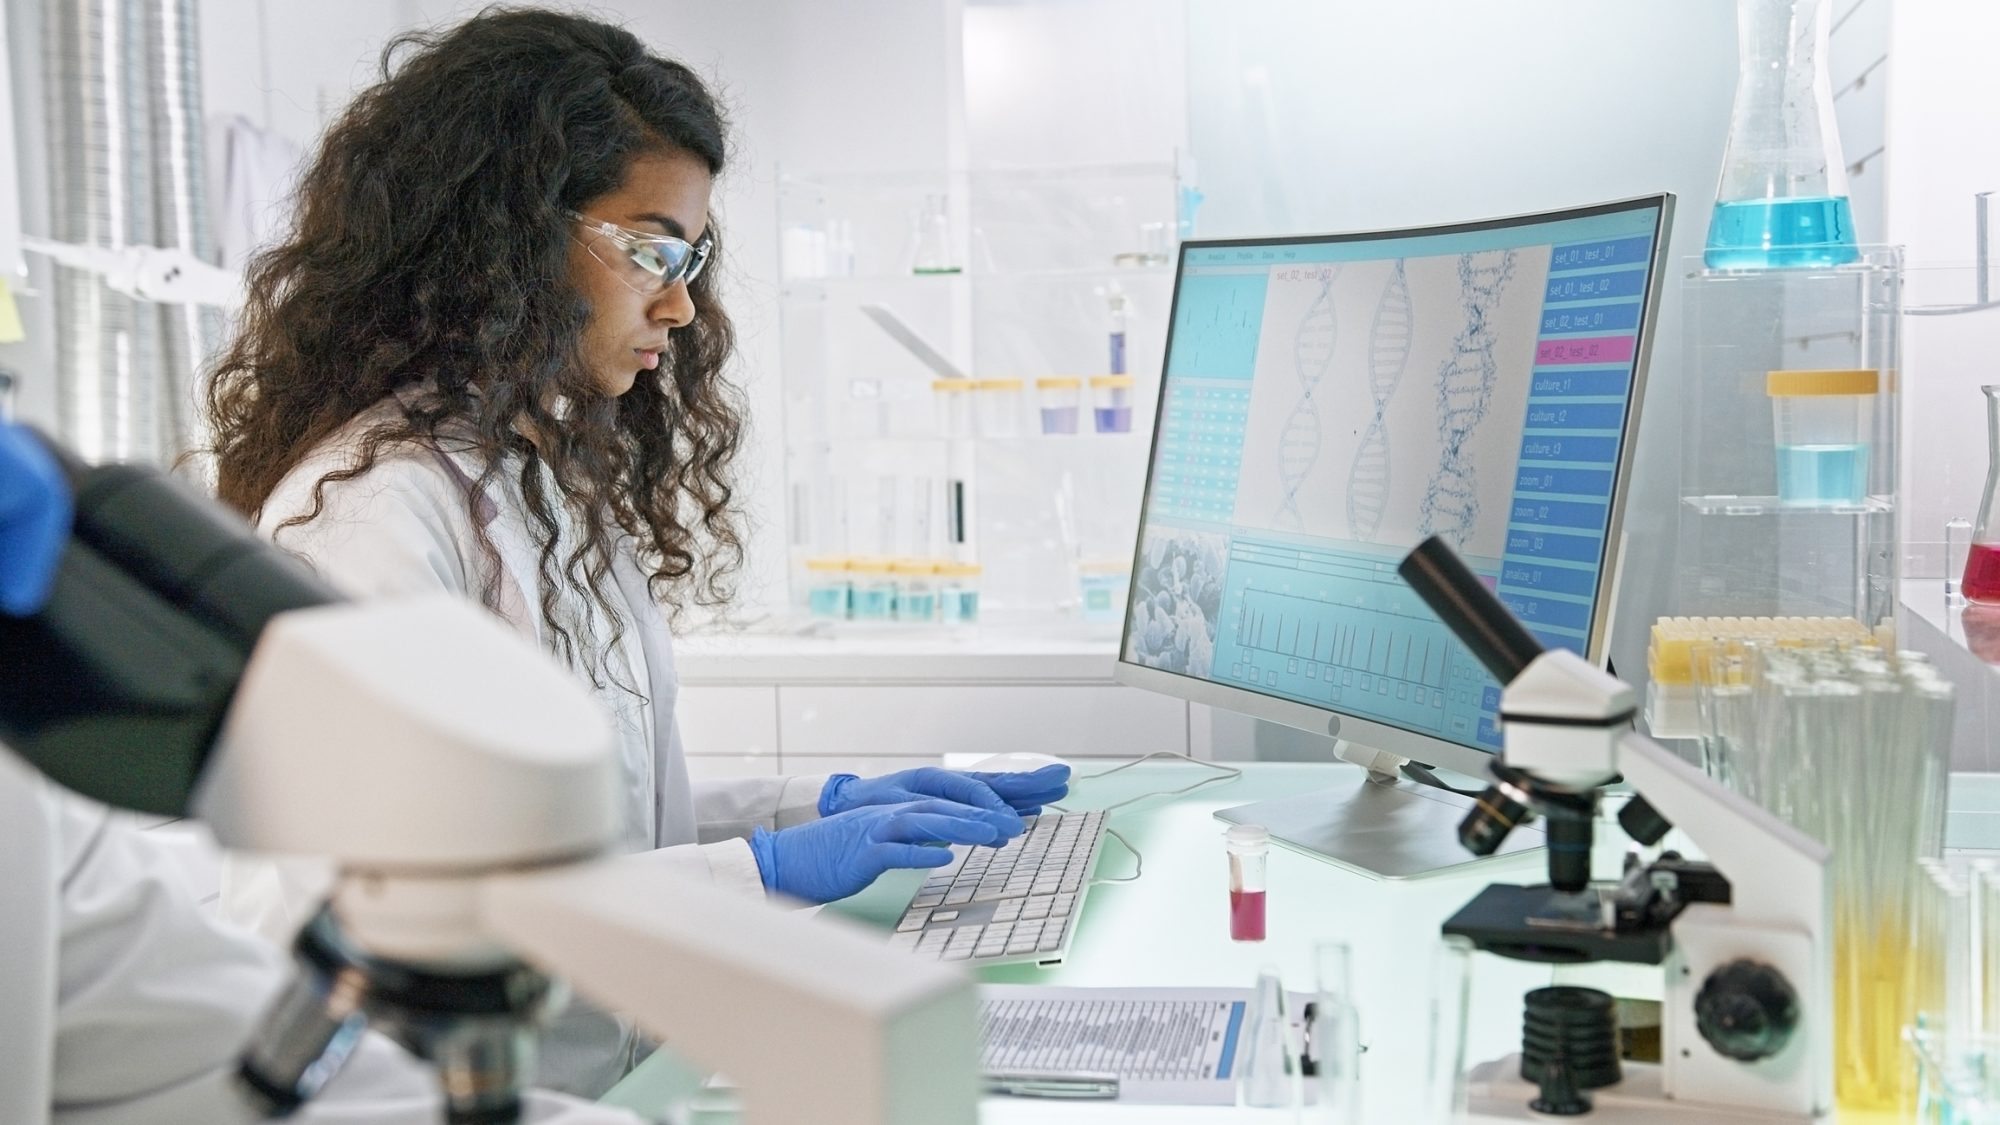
[1704,0,1860,270]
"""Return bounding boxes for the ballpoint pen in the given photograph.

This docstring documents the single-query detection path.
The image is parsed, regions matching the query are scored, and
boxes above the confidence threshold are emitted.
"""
[983,1070,1120,1099]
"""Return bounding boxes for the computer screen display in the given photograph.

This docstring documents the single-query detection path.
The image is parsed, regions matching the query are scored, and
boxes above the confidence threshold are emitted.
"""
[1118,197,1670,758]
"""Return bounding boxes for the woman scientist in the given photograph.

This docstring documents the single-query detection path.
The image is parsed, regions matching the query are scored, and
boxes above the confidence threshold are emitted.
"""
[202,8,1065,1095]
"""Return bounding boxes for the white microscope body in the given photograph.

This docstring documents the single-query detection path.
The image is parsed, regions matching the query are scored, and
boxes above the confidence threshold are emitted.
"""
[191,595,978,1125]
[1462,649,1832,1123]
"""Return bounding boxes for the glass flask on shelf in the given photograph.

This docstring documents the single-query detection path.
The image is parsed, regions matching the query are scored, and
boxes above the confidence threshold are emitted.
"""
[1704,0,1859,270]
[1964,385,2000,604]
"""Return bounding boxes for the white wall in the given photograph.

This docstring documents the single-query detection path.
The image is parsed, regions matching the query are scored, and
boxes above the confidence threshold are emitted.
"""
[1184,0,1738,713]
[1886,0,2000,578]
[963,0,1186,170]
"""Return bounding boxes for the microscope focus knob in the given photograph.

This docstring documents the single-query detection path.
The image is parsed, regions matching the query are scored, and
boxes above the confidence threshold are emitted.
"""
[1693,960,1799,1063]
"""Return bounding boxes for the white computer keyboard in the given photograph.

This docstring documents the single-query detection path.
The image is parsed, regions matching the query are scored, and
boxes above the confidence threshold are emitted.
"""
[887,809,1109,966]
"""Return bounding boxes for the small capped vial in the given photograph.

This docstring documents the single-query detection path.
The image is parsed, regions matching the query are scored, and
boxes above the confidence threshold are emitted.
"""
[1225,824,1270,942]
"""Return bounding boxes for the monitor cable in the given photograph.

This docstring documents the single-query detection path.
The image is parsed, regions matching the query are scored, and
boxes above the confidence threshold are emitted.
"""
[1044,752,1245,886]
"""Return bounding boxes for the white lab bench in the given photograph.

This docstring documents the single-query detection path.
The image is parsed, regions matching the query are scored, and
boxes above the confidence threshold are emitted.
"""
[1899,579,2000,771]
[673,630,1203,781]
[604,760,2000,1122]
[603,760,1555,1122]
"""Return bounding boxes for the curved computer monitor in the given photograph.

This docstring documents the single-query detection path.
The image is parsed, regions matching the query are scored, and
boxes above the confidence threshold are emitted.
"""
[1113,196,1673,874]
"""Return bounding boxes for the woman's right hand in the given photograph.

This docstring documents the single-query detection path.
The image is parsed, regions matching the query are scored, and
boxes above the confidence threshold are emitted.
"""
[748,799,1021,905]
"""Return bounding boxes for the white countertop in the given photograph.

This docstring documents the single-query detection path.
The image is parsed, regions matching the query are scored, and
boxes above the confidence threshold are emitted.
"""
[676,625,1124,684]
[1899,580,2000,770]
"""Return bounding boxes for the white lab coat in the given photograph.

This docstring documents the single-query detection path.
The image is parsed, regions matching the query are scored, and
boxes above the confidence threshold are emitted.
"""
[224,393,827,1094]
[0,750,641,1124]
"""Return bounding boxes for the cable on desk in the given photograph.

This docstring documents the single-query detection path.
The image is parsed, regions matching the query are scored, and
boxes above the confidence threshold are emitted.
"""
[1045,751,1245,888]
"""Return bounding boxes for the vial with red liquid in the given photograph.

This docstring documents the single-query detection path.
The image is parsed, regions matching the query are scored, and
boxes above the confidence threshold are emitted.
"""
[1969,386,2000,605]
[1225,824,1269,942]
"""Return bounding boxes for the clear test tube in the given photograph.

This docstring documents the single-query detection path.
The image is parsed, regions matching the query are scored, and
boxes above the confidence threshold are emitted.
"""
[1226,825,1270,942]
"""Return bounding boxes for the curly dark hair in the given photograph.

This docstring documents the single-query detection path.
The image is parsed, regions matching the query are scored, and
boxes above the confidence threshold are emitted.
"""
[203,6,744,677]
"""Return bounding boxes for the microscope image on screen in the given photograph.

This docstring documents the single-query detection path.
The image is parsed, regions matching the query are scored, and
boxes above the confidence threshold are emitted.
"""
[1125,528,1226,678]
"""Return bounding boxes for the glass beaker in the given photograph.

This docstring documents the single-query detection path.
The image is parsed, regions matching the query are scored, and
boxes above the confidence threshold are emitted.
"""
[1766,369,1877,507]
[1704,0,1859,269]
[1965,385,2000,604]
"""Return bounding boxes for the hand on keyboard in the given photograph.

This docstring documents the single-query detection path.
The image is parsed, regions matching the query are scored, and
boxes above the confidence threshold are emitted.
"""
[750,799,1018,905]
[821,766,1064,823]
[960,764,1069,816]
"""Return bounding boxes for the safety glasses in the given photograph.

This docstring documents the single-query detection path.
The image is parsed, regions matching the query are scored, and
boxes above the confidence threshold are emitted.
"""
[566,210,713,294]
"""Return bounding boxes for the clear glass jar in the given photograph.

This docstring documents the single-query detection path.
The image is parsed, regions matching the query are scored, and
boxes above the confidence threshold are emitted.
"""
[1766,368,1878,507]
[932,378,975,438]
[1076,559,1130,624]
[936,561,982,626]
[974,378,1025,438]
[847,558,898,621]
[892,559,938,623]
[802,556,851,620]
[1090,375,1135,434]
[1034,377,1082,435]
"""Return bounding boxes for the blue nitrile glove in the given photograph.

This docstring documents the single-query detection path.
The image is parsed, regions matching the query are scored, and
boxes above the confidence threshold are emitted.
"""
[749,799,1021,905]
[821,764,1071,819]
[0,425,70,617]
[824,760,1080,812]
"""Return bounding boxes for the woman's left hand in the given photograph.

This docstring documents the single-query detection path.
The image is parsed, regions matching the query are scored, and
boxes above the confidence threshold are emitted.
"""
[820,764,1070,821]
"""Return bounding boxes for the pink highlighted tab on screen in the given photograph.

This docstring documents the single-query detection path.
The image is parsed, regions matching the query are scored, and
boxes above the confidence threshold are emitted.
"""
[1536,336,1635,366]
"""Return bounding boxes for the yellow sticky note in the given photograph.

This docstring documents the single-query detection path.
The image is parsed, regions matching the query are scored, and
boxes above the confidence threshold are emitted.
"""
[0,278,23,344]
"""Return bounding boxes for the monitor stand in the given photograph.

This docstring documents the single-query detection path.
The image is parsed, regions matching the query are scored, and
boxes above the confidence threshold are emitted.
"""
[1214,752,1544,881]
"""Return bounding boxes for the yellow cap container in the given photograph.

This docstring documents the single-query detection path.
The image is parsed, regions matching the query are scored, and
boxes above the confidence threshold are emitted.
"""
[1765,369,1879,507]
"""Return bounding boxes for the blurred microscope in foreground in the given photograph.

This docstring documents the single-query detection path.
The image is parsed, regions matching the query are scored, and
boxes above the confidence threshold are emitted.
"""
[0,431,977,1125]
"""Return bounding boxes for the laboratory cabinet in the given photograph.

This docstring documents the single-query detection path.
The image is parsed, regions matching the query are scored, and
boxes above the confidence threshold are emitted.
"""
[673,633,1197,778]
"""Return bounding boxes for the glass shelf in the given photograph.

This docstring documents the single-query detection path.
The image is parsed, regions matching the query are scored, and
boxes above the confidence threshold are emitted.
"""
[1681,494,1896,516]
[782,264,1173,295]
[790,433,1149,449]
